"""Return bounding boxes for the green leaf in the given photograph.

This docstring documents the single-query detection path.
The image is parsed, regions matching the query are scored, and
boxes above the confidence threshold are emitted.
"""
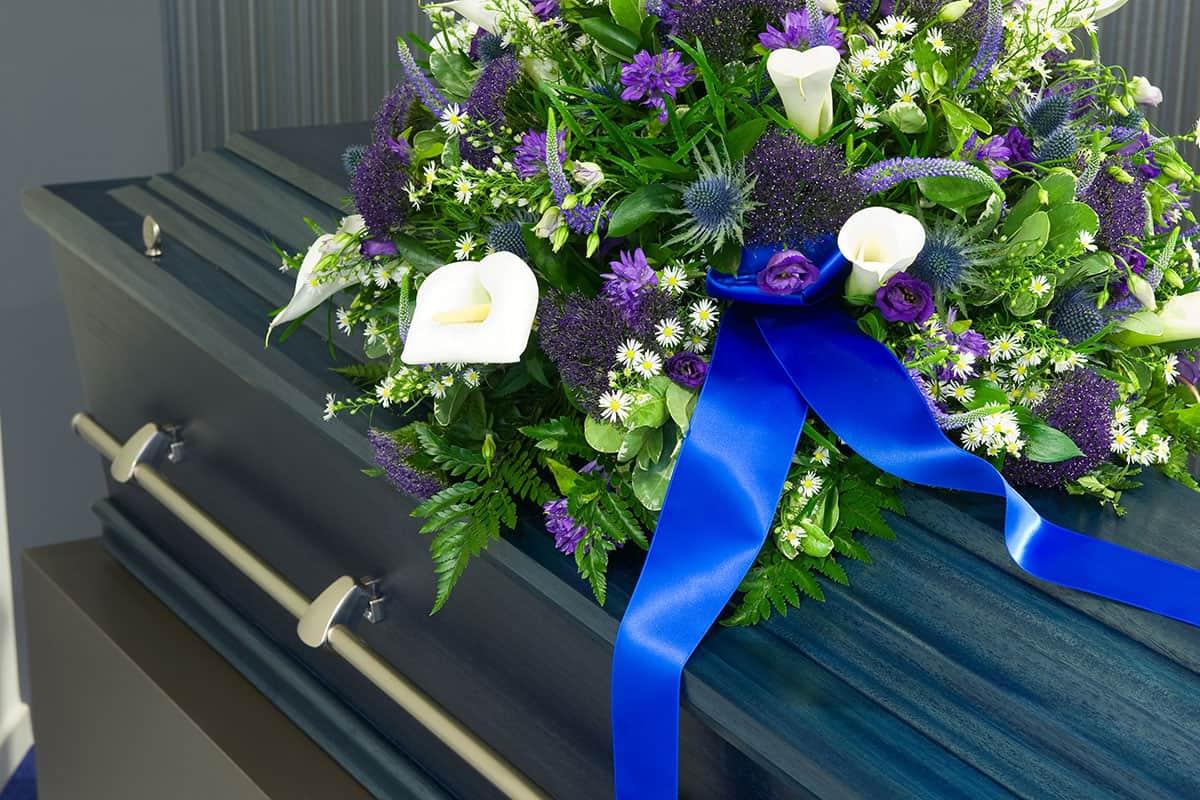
[635,156,691,176]
[917,174,997,211]
[626,395,668,429]
[428,52,475,102]
[632,452,676,511]
[618,426,650,463]
[666,383,695,432]
[609,0,644,33]
[940,97,992,135]
[543,458,579,494]
[584,415,624,453]
[1003,172,1076,238]
[393,234,443,273]
[411,129,444,162]
[1045,202,1100,257]
[726,118,769,161]
[577,17,640,58]
[1004,210,1050,260]
[608,184,679,237]
[1023,421,1085,463]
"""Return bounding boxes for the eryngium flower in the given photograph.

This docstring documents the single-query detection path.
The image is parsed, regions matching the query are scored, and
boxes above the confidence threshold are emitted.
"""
[351,141,411,236]
[369,428,444,500]
[1079,162,1150,251]
[1023,94,1072,138]
[469,30,511,63]
[669,142,755,254]
[909,223,981,292]
[487,220,528,259]
[543,498,587,554]
[341,144,368,176]
[1050,288,1106,344]
[1035,126,1079,164]
[1003,370,1117,489]
[460,54,521,169]
[745,131,864,246]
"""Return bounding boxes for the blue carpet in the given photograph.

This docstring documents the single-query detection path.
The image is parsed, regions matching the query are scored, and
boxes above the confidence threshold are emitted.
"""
[0,749,35,800]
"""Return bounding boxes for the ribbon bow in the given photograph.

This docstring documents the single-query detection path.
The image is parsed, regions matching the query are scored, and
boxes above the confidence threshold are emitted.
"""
[610,243,1200,799]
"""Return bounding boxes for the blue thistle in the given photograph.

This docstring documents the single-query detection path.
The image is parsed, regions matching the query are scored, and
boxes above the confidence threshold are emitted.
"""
[669,142,754,254]
[341,144,368,176]
[908,224,986,292]
[1035,126,1079,163]
[487,220,529,259]
[1050,289,1105,344]
[1023,94,1071,138]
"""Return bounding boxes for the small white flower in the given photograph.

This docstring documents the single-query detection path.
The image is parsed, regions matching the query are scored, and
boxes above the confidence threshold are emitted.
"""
[454,233,478,260]
[659,264,691,295]
[1053,351,1083,373]
[1110,427,1133,454]
[599,390,633,423]
[1193,117,1200,147]
[926,27,951,54]
[427,379,448,400]
[902,59,921,83]
[1134,418,1150,436]
[689,299,720,332]
[1165,354,1180,385]
[1078,230,1097,252]
[423,163,438,188]
[454,177,475,204]
[684,333,708,353]
[616,339,643,368]
[873,41,898,64]
[336,307,353,335]
[323,393,338,421]
[990,333,1023,362]
[461,368,482,387]
[376,376,398,408]
[813,446,831,467]
[1152,435,1172,463]
[849,50,877,73]
[655,318,684,348]
[894,80,921,104]
[1113,405,1132,426]
[877,14,916,37]
[1029,275,1052,298]
[634,350,664,378]
[1016,348,1046,368]
[854,102,882,130]
[963,426,987,451]
[950,352,977,379]
[439,103,469,135]
[948,383,976,403]
[797,471,824,500]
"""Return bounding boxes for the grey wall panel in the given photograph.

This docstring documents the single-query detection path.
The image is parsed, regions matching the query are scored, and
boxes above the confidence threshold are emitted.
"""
[164,0,431,167]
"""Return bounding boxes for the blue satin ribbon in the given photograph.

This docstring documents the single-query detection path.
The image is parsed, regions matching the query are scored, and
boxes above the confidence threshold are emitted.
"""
[610,245,1200,799]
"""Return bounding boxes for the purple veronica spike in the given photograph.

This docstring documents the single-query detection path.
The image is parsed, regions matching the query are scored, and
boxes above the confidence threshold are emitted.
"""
[857,157,994,195]
[546,118,607,235]
[368,429,444,500]
[963,0,1003,89]
[396,40,448,116]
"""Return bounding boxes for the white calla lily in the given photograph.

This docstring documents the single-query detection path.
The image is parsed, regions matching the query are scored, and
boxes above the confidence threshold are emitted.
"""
[838,207,927,296]
[767,46,841,140]
[1113,291,1200,348]
[435,0,533,34]
[1091,0,1131,19]
[269,215,365,334]
[401,251,539,365]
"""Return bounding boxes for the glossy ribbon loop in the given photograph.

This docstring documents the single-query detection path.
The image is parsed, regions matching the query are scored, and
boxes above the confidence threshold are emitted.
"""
[611,246,1200,799]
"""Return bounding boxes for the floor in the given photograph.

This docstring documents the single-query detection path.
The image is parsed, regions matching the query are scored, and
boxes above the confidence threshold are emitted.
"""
[0,749,34,800]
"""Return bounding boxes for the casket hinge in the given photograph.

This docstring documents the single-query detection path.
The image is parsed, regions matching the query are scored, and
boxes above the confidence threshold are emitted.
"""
[298,575,387,648]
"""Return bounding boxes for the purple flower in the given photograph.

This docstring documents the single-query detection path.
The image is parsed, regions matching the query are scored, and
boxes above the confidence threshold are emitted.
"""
[603,249,658,321]
[368,429,444,500]
[1003,370,1117,489]
[665,352,708,389]
[395,41,447,116]
[538,293,631,412]
[667,0,755,64]
[531,0,560,19]
[1119,132,1162,179]
[857,157,994,196]
[962,132,1014,181]
[1079,161,1149,251]
[962,0,1003,89]
[1002,127,1035,165]
[619,49,695,122]
[461,54,522,168]
[745,131,865,246]
[361,237,399,258]
[756,249,819,294]
[876,273,935,324]
[955,329,990,361]
[543,498,587,554]
[513,129,566,179]
[1176,352,1200,387]
[543,125,606,235]
[372,83,417,148]
[351,141,411,236]
[759,9,845,53]
[469,30,510,63]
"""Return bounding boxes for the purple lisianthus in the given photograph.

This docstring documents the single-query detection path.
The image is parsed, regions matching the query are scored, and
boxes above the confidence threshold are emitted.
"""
[361,237,399,258]
[1176,352,1200,387]
[665,352,708,389]
[602,248,658,321]
[1003,127,1035,166]
[955,329,990,361]
[876,273,935,324]
[757,250,819,295]
[1119,132,1162,179]
[513,128,566,179]
[619,49,695,123]
[759,9,845,53]
[962,132,1014,181]
[531,0,560,20]
[543,498,586,555]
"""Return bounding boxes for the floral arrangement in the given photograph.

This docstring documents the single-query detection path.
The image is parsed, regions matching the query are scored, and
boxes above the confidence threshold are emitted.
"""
[269,0,1200,625]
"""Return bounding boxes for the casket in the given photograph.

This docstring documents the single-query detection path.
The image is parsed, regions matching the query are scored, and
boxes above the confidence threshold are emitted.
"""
[25,124,1200,799]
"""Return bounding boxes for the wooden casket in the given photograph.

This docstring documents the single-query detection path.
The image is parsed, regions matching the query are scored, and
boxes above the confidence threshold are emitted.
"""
[24,124,1200,800]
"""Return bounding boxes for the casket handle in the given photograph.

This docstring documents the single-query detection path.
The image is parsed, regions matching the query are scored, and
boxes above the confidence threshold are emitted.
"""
[71,412,550,800]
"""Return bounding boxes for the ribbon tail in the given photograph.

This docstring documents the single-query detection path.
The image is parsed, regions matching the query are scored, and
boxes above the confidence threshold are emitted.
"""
[757,305,1200,627]
[611,307,809,799]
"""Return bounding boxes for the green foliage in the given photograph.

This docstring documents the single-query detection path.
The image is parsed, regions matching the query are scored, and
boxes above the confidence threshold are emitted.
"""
[565,470,651,604]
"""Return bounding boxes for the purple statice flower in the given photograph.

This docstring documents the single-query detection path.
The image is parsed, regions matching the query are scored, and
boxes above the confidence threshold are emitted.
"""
[665,352,709,389]
[759,8,845,53]
[1003,370,1118,489]
[1003,127,1035,166]
[538,292,635,413]
[745,131,865,246]
[513,129,566,179]
[1079,162,1150,252]
[757,250,819,294]
[395,41,447,116]
[372,83,417,149]
[460,54,521,169]
[876,273,935,323]
[619,48,695,123]
[961,132,1014,181]
[351,141,411,236]
[531,0,560,20]
[602,249,658,322]
[545,123,606,235]
[368,429,444,500]
[962,0,1003,89]
[857,157,995,195]
[543,498,587,554]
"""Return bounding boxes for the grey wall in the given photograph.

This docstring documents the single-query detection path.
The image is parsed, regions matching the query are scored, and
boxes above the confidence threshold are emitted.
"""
[0,0,171,700]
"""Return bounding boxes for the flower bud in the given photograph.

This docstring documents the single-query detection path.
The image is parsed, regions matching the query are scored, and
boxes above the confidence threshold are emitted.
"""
[884,101,928,134]
[533,207,563,239]
[572,161,605,190]
[939,0,973,21]
[1130,76,1164,107]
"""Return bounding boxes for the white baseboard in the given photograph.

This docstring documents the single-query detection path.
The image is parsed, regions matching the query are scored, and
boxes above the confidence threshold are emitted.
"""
[0,703,32,784]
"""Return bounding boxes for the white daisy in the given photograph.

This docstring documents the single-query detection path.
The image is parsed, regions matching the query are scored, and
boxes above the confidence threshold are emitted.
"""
[1029,275,1052,297]
[926,27,951,54]
[877,14,916,38]
[1134,418,1150,437]
[948,383,976,403]
[375,376,398,408]
[854,102,882,130]
[634,350,664,378]
[439,103,469,135]
[599,390,634,423]
[1113,405,1132,426]
[454,177,475,204]
[423,162,438,188]
[1152,435,1172,463]
[323,393,338,421]
[335,307,353,335]
[689,299,720,332]
[1165,354,1180,385]
[1110,427,1133,454]
[797,471,824,500]
[902,59,921,83]
[893,80,921,104]
[813,446,831,467]
[454,233,478,260]
[950,351,977,379]
[655,318,683,348]
[1053,351,1083,373]
[616,339,643,368]
[1078,230,1097,252]
[659,264,691,294]
[461,368,481,388]
[990,332,1023,362]
[849,49,878,73]
[427,379,448,400]
[873,42,898,66]
[684,333,708,353]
